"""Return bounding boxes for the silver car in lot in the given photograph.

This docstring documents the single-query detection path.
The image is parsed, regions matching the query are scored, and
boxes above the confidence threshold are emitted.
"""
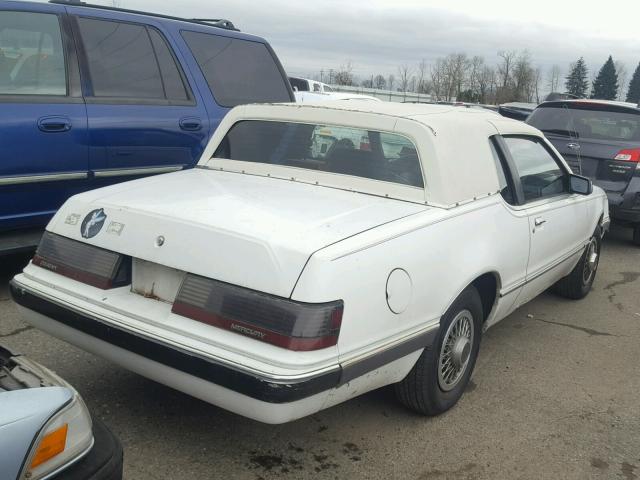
[0,344,123,480]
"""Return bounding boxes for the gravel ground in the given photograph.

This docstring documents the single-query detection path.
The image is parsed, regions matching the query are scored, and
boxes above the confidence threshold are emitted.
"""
[1,225,639,480]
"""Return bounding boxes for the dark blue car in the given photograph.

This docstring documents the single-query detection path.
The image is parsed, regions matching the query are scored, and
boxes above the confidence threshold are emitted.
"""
[0,0,293,253]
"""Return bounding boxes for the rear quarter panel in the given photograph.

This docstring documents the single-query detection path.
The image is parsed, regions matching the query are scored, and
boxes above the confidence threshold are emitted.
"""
[291,196,531,364]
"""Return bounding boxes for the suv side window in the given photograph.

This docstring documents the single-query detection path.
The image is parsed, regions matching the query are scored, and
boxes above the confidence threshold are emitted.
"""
[77,18,188,101]
[504,136,567,203]
[0,11,66,96]
[181,31,291,107]
[147,28,189,101]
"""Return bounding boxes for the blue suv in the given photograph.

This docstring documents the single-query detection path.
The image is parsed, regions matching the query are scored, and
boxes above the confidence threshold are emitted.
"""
[0,0,293,253]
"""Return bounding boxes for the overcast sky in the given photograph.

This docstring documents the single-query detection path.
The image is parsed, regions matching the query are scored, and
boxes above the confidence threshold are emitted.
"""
[48,0,640,83]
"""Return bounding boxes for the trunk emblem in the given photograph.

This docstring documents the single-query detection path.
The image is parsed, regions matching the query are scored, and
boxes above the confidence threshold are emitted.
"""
[80,209,107,239]
[107,222,125,236]
[155,236,165,247]
[65,214,80,226]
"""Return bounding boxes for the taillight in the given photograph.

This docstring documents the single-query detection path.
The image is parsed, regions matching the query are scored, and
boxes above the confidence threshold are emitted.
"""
[172,274,343,351]
[614,148,640,162]
[32,232,131,289]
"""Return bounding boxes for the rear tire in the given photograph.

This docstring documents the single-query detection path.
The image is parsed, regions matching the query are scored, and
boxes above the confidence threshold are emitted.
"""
[633,225,640,246]
[554,226,601,300]
[395,286,482,416]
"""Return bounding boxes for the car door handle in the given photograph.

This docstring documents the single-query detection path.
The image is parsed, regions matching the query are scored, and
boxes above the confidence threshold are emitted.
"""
[534,217,547,227]
[179,117,202,131]
[38,116,72,133]
[566,142,580,150]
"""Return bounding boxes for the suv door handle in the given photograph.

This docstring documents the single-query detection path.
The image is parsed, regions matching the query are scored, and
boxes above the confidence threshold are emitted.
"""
[566,142,580,150]
[534,217,547,227]
[38,116,72,133]
[179,117,202,131]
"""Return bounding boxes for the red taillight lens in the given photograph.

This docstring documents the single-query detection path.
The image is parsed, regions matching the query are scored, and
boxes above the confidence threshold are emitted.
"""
[614,148,640,162]
[33,232,131,289]
[172,274,343,351]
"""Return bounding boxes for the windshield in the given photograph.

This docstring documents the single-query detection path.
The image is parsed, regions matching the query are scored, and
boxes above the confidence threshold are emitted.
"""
[213,121,424,188]
[528,105,640,142]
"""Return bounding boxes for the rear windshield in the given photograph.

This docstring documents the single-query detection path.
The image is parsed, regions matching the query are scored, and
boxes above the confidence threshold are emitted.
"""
[182,31,291,107]
[528,105,640,142]
[213,121,424,188]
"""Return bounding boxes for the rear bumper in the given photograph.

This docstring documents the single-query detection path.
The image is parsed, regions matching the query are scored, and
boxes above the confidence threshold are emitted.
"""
[609,205,640,224]
[605,178,640,225]
[10,277,436,422]
[55,417,123,480]
[9,279,340,404]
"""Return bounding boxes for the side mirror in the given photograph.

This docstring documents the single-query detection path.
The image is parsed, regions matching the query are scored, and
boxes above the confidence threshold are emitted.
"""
[569,174,592,195]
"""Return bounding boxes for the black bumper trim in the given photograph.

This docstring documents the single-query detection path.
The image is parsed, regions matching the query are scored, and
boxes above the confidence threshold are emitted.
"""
[54,417,123,480]
[10,280,435,404]
[610,206,640,224]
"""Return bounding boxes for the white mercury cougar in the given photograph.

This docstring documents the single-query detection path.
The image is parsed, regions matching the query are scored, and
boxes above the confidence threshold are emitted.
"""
[11,102,609,424]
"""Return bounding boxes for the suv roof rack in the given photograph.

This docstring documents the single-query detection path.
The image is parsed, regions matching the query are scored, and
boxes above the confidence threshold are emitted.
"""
[191,18,238,30]
[48,0,240,31]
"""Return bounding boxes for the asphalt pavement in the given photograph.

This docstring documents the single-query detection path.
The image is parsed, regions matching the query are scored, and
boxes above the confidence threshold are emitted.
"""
[1,225,638,480]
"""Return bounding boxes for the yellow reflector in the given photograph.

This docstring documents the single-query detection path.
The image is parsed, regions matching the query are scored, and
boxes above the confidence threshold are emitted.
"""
[30,424,68,468]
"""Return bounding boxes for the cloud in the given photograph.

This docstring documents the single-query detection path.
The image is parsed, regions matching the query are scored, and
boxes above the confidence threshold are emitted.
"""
[59,1,640,79]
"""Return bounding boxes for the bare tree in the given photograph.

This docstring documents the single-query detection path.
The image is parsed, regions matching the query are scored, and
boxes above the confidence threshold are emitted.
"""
[397,64,414,98]
[615,61,628,101]
[435,53,469,101]
[532,67,543,103]
[467,56,484,101]
[415,59,428,94]
[334,61,354,86]
[361,77,374,88]
[451,53,470,100]
[387,74,395,92]
[478,65,495,104]
[430,59,446,101]
[496,50,517,102]
[510,50,536,102]
[373,74,386,90]
[547,65,562,93]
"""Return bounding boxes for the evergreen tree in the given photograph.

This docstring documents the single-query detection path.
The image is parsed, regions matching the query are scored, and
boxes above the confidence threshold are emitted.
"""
[591,56,618,100]
[626,63,640,104]
[565,57,589,98]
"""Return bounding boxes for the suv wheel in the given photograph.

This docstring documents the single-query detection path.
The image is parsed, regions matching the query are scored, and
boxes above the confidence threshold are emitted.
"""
[633,225,640,246]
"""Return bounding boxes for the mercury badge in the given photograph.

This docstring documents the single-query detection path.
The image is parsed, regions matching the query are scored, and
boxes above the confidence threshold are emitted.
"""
[80,209,107,239]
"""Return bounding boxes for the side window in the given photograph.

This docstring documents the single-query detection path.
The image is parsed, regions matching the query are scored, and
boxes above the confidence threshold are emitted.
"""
[181,31,291,107]
[0,11,66,95]
[489,139,515,205]
[147,28,189,101]
[504,136,567,203]
[78,18,187,101]
[313,83,321,92]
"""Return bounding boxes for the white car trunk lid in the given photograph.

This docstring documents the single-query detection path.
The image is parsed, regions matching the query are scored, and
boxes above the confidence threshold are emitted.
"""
[49,169,426,297]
